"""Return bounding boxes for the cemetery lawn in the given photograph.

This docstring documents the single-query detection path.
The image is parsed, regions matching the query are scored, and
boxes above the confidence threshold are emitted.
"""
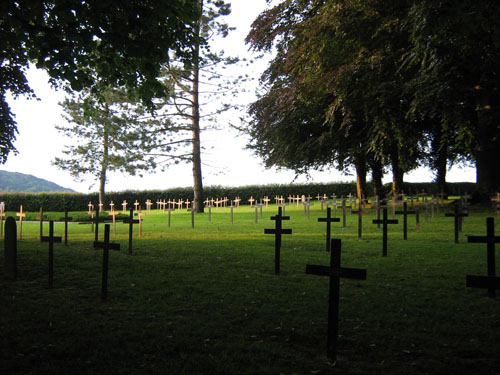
[1,202,499,374]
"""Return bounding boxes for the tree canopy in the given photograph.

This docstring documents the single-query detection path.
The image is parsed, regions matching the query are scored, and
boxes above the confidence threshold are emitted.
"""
[1,0,199,163]
[245,0,500,197]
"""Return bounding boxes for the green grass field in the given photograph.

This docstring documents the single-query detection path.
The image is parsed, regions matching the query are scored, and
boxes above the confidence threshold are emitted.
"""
[1,201,499,374]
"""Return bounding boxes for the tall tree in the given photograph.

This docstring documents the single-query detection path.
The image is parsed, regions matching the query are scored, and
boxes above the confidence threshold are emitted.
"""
[246,0,417,198]
[54,88,178,205]
[1,0,199,163]
[156,0,245,212]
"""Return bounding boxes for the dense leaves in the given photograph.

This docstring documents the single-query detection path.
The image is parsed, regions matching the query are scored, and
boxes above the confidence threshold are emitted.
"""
[245,0,500,197]
[0,0,199,162]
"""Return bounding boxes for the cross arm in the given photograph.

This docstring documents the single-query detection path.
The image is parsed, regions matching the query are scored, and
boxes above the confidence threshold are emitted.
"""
[467,235,500,244]
[42,236,62,243]
[264,228,292,235]
[306,264,367,280]
[94,241,121,251]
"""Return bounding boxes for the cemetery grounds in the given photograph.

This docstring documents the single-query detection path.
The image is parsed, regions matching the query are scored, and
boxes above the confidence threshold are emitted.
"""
[1,200,499,374]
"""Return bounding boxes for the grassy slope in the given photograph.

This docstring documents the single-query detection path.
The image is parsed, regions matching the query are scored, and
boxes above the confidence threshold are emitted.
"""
[1,201,499,374]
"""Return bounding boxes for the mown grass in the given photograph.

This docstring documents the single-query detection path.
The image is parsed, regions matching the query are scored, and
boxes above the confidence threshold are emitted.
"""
[1,201,499,374]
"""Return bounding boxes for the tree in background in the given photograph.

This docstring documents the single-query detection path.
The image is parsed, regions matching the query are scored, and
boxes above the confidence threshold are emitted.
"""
[245,0,418,198]
[0,0,198,163]
[155,0,248,212]
[246,0,500,197]
[54,89,179,206]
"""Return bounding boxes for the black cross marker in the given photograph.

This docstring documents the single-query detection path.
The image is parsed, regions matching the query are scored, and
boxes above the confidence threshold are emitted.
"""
[94,224,120,301]
[264,207,292,275]
[318,207,340,252]
[467,217,500,297]
[372,208,398,256]
[306,238,367,360]
[42,221,62,288]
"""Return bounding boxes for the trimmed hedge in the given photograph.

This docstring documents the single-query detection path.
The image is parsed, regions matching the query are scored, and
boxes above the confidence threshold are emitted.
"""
[0,182,478,212]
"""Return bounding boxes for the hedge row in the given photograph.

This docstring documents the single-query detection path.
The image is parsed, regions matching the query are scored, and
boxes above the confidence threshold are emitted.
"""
[0,182,477,212]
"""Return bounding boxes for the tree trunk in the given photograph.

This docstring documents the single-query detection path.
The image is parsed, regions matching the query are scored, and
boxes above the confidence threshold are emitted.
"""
[354,153,368,200]
[191,0,204,213]
[474,85,500,200]
[369,158,384,198]
[432,131,448,197]
[99,128,109,208]
[390,145,404,196]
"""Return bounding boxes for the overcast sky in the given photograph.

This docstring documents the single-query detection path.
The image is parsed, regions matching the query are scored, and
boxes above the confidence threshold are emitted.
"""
[2,1,476,193]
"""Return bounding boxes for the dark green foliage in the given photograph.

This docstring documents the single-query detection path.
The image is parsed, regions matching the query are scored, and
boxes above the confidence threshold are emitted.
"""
[0,182,476,212]
[1,0,199,163]
[0,170,74,193]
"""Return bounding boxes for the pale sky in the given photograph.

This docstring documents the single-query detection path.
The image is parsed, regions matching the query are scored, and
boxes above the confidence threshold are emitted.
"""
[2,1,476,193]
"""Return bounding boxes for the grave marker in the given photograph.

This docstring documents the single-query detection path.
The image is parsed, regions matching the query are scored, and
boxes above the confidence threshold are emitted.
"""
[135,212,146,236]
[305,238,367,360]
[263,196,270,208]
[395,202,415,240]
[229,202,235,224]
[351,206,370,240]
[134,200,140,211]
[122,200,128,213]
[318,207,340,252]
[123,209,139,255]
[109,201,115,212]
[92,210,107,242]
[36,207,47,242]
[445,202,469,244]
[249,196,255,208]
[264,207,292,275]
[166,206,174,227]
[467,217,500,297]
[4,217,17,280]
[108,209,119,234]
[146,199,153,212]
[338,199,351,228]
[42,221,62,288]
[16,205,26,240]
[0,206,5,238]
[88,201,94,215]
[372,208,398,256]
[98,201,104,212]
[59,209,73,246]
[94,224,120,301]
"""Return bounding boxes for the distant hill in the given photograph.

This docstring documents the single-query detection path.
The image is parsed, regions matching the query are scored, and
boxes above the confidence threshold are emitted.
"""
[0,170,75,193]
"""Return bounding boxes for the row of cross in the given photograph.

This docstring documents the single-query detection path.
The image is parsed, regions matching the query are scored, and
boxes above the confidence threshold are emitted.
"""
[263,203,499,360]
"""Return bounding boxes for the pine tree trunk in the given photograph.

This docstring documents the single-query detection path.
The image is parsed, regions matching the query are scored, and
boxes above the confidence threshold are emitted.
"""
[99,128,109,208]
[191,0,204,213]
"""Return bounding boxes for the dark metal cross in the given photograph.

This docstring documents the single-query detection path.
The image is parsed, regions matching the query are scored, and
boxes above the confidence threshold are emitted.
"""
[318,207,340,252]
[445,202,469,243]
[42,221,62,288]
[395,202,415,240]
[94,224,120,301]
[59,209,73,246]
[123,209,139,255]
[306,238,367,360]
[36,207,47,242]
[338,199,351,228]
[351,206,370,240]
[372,208,398,256]
[92,210,106,241]
[264,207,292,275]
[467,217,500,297]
